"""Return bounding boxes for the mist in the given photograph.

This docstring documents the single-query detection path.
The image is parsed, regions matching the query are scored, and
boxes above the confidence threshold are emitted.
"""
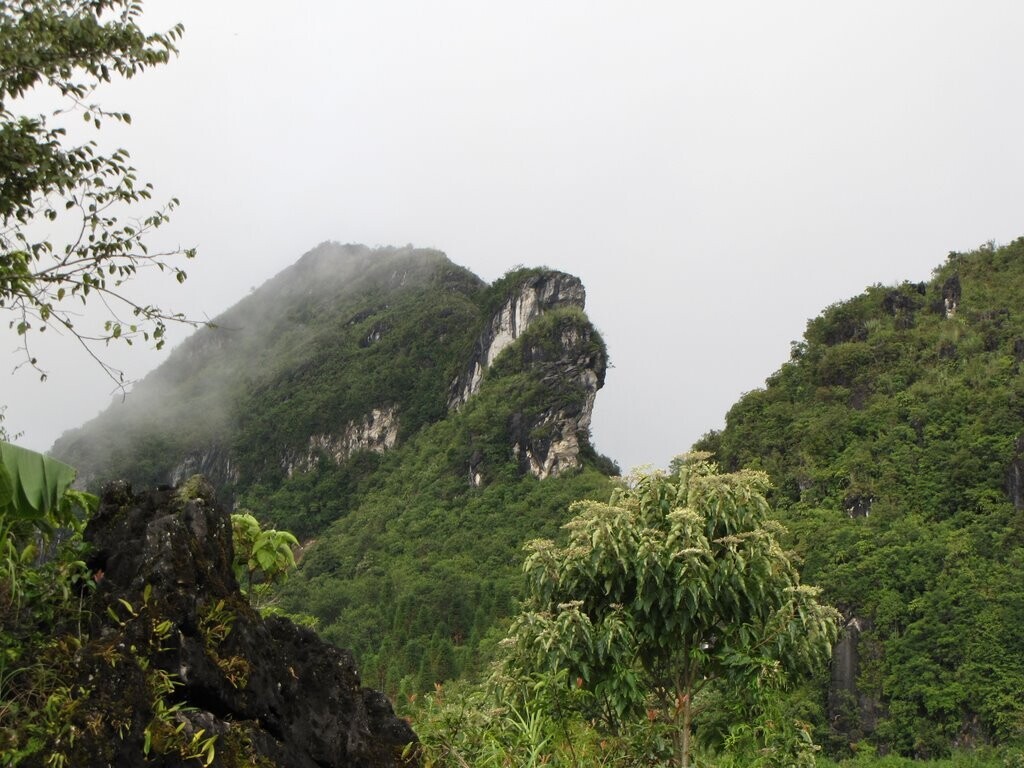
[4,1,1024,473]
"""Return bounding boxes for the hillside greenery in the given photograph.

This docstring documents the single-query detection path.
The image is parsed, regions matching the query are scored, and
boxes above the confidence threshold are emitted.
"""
[51,244,620,699]
[277,305,616,695]
[52,244,486,494]
[696,238,1024,757]
[42,238,1024,763]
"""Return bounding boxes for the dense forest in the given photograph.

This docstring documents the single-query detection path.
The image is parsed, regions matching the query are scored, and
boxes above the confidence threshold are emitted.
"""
[697,238,1024,756]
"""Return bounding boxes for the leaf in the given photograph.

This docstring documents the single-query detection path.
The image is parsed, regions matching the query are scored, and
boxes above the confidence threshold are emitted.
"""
[0,441,77,523]
[0,460,13,512]
[255,547,277,572]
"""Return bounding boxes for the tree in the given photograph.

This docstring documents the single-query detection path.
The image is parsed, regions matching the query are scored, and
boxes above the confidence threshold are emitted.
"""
[503,454,840,767]
[1,0,194,385]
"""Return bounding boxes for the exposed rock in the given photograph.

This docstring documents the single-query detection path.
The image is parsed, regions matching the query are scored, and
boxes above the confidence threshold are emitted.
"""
[1014,338,1024,363]
[281,406,400,478]
[843,493,873,518]
[167,408,400,490]
[829,615,879,743]
[360,321,391,348]
[169,442,240,488]
[62,480,415,767]
[448,271,587,410]
[1006,434,1024,510]
[942,274,961,318]
[507,320,606,480]
[881,285,924,330]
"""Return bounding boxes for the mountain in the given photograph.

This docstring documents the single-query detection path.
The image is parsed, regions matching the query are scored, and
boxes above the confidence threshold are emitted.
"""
[695,238,1024,756]
[50,237,1024,757]
[53,242,618,693]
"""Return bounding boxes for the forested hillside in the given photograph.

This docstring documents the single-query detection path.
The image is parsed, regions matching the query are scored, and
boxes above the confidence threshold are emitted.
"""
[50,238,1024,760]
[52,242,618,694]
[696,238,1024,756]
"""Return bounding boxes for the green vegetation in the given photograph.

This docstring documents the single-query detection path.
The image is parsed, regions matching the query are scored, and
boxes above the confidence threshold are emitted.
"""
[0,442,95,764]
[500,458,838,767]
[279,305,615,694]
[697,238,1024,757]
[0,0,195,385]
[230,510,298,609]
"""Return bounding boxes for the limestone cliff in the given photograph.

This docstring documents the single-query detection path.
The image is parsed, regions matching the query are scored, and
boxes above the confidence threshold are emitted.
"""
[506,316,606,480]
[448,271,587,410]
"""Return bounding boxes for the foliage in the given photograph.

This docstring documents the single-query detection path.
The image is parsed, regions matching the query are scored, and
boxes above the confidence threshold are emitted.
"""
[230,510,298,610]
[696,238,1024,756]
[0,440,96,618]
[501,457,840,767]
[0,442,96,765]
[817,744,1016,767]
[409,676,677,768]
[0,0,195,384]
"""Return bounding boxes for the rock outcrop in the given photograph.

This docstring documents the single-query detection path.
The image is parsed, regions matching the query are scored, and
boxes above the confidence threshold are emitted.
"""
[63,480,415,767]
[169,442,240,488]
[448,271,587,410]
[280,406,400,479]
[828,615,879,744]
[508,320,606,480]
[167,407,401,489]
[447,270,604,481]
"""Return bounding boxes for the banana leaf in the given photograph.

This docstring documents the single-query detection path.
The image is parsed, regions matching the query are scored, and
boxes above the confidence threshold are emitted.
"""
[0,441,78,528]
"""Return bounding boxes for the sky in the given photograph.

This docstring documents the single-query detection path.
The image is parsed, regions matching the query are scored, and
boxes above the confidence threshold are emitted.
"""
[4,1,1024,473]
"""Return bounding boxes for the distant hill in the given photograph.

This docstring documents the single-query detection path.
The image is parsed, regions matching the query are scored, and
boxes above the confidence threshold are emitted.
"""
[53,242,618,691]
[696,238,1024,756]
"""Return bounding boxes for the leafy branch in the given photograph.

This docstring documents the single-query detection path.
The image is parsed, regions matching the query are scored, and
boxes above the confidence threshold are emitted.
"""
[0,0,198,387]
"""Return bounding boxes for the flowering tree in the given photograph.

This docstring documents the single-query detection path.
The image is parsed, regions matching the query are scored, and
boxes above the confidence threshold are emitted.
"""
[504,454,840,767]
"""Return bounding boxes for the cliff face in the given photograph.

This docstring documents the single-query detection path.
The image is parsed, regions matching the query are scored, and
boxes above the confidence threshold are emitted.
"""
[507,316,606,481]
[448,271,587,410]
[63,479,415,768]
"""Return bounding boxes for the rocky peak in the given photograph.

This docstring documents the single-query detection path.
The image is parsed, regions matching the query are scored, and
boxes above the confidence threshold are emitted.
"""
[511,318,606,480]
[448,271,587,410]
[67,480,415,767]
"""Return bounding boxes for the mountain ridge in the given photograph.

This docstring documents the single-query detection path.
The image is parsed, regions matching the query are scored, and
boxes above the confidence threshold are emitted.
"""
[52,242,618,693]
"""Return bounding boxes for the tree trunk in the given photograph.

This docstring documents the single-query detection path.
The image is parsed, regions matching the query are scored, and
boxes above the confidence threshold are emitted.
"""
[681,693,692,768]
[672,674,693,768]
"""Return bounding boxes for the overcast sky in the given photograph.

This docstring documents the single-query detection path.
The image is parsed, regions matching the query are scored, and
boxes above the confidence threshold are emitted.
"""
[4,1,1023,473]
